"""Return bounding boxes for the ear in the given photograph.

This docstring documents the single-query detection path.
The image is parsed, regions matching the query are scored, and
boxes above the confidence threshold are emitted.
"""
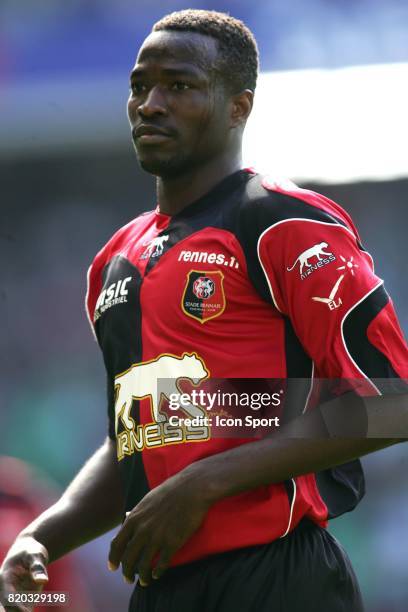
[230,89,254,128]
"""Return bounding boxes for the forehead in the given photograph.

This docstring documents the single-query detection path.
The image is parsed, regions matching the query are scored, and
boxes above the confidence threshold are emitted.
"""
[135,30,219,73]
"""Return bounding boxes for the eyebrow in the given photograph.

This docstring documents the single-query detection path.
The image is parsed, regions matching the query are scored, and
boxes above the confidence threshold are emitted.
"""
[130,65,204,80]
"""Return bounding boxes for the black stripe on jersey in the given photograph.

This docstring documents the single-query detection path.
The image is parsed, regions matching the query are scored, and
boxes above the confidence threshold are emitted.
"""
[342,284,404,391]
[284,318,313,379]
[235,177,350,304]
[95,255,150,507]
[316,460,366,520]
[144,169,253,276]
[281,318,313,424]
[95,256,144,375]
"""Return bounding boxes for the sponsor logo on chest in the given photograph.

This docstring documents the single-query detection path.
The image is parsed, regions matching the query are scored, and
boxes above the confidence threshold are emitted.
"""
[114,352,211,459]
[94,276,132,321]
[178,250,239,269]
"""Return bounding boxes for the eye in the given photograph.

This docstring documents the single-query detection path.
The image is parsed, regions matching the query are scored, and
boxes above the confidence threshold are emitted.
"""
[130,82,147,96]
[171,81,191,92]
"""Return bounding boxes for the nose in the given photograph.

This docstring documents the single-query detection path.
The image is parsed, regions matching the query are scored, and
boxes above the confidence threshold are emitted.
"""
[137,85,168,118]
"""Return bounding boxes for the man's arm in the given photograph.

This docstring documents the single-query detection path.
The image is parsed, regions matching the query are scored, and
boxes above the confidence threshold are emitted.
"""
[191,393,407,502]
[19,437,123,561]
[108,393,407,586]
[0,437,123,607]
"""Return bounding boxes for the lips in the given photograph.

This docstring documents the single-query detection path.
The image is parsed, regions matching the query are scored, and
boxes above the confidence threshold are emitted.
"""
[133,125,174,142]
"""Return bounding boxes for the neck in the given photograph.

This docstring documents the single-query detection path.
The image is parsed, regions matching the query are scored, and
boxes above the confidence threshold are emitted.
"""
[156,151,243,215]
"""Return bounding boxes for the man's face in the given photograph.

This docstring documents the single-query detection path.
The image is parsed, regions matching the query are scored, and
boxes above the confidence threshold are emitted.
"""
[127,30,232,177]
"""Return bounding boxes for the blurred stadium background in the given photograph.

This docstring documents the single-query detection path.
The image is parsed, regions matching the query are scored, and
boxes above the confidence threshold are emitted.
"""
[1,1,407,610]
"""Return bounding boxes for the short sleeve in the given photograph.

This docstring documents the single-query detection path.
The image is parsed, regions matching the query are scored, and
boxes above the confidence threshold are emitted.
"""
[256,204,408,393]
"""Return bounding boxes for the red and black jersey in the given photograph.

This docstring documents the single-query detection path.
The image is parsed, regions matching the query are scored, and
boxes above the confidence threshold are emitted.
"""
[86,169,408,566]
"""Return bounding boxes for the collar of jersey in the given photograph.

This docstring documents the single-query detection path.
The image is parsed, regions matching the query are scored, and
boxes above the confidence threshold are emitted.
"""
[154,168,255,221]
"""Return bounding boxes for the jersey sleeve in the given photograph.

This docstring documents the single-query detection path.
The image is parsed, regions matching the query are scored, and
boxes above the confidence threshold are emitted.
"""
[249,181,408,395]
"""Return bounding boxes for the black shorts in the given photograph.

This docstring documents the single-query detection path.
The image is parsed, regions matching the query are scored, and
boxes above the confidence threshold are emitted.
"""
[128,519,364,612]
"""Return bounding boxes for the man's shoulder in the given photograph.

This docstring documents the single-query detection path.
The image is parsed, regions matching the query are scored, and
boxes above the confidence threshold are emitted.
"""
[91,209,156,268]
[241,171,356,232]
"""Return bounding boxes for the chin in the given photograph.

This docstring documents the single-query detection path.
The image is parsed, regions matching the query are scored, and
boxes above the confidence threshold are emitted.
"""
[138,153,192,178]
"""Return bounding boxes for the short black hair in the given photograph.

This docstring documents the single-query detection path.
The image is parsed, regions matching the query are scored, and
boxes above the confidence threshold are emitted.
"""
[152,9,259,94]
